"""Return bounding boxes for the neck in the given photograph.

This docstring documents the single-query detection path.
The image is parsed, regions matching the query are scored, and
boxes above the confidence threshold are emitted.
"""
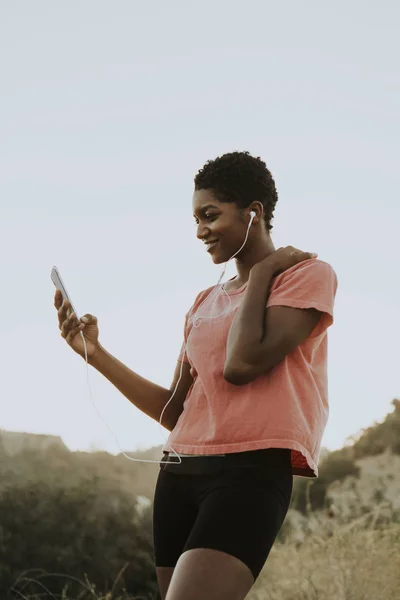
[233,234,276,284]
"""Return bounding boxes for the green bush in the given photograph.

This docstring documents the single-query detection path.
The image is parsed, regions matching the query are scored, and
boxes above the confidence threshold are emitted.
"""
[353,401,400,458]
[0,477,158,599]
[290,451,360,515]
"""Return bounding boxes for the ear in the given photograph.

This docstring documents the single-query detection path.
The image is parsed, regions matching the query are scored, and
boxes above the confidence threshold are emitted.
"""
[250,201,264,224]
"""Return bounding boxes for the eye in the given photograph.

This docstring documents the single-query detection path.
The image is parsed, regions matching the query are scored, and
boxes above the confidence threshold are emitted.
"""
[194,214,217,225]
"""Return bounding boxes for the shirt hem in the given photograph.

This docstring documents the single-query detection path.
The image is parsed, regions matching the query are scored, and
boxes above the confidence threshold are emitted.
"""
[163,438,319,478]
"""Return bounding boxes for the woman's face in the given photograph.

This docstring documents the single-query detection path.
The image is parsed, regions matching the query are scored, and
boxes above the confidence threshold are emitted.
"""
[192,189,251,264]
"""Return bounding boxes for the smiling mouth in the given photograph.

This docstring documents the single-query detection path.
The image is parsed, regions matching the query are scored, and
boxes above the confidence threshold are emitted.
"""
[205,240,218,252]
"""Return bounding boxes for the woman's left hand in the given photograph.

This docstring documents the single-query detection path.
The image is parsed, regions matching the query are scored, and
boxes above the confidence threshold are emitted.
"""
[251,246,318,277]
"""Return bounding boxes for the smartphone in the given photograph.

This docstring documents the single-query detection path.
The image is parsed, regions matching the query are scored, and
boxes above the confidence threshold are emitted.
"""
[51,266,79,319]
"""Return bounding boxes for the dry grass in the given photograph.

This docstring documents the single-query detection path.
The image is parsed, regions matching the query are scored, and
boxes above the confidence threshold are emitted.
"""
[13,517,400,599]
[248,511,400,600]
[10,502,400,599]
[9,567,153,600]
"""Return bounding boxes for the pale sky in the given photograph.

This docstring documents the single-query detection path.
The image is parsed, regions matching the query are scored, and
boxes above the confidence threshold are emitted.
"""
[1,1,399,459]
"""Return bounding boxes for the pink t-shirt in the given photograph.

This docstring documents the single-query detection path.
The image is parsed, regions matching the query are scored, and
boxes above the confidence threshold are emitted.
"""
[163,258,338,478]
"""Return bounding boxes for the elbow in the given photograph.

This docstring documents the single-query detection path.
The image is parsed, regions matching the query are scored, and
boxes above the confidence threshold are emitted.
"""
[223,357,276,385]
[223,363,254,386]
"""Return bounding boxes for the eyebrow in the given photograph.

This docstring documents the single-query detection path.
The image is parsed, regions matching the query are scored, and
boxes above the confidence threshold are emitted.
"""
[193,204,219,217]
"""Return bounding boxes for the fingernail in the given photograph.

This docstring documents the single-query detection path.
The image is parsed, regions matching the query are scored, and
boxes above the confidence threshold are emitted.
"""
[81,317,88,323]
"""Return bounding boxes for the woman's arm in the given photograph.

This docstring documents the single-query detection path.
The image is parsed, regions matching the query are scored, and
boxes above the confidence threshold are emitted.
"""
[224,263,275,380]
[89,344,193,431]
[224,249,320,385]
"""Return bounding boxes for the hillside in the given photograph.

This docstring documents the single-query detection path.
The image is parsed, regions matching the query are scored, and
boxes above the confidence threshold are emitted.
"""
[1,398,399,519]
[0,429,68,455]
[281,398,400,544]
[1,400,399,598]
[0,429,162,506]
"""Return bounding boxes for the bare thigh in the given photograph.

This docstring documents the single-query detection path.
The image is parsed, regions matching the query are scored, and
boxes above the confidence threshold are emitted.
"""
[156,566,175,600]
[165,547,254,600]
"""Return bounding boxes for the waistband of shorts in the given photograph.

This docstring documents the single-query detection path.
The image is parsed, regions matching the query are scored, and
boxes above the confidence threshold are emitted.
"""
[160,447,291,470]
[163,448,290,458]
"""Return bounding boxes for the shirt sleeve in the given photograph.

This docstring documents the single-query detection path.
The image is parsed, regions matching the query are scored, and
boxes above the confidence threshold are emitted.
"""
[266,259,338,337]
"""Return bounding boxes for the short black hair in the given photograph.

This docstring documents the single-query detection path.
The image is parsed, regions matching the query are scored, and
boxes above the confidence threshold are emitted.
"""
[194,151,278,232]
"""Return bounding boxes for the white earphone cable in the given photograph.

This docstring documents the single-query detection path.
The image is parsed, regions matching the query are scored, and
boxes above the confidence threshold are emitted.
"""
[80,212,256,464]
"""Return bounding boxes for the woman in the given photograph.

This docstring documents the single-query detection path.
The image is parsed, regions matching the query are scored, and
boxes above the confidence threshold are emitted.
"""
[55,151,338,600]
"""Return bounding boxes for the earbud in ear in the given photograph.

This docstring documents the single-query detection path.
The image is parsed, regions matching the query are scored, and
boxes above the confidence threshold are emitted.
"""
[250,210,256,221]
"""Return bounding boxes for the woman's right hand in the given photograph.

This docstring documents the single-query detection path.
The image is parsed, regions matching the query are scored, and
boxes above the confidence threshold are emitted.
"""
[54,289,100,361]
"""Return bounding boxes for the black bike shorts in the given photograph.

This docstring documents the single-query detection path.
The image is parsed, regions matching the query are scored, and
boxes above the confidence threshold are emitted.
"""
[152,447,293,582]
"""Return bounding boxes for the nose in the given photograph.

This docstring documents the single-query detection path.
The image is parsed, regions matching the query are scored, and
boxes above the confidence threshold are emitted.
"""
[196,223,210,241]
